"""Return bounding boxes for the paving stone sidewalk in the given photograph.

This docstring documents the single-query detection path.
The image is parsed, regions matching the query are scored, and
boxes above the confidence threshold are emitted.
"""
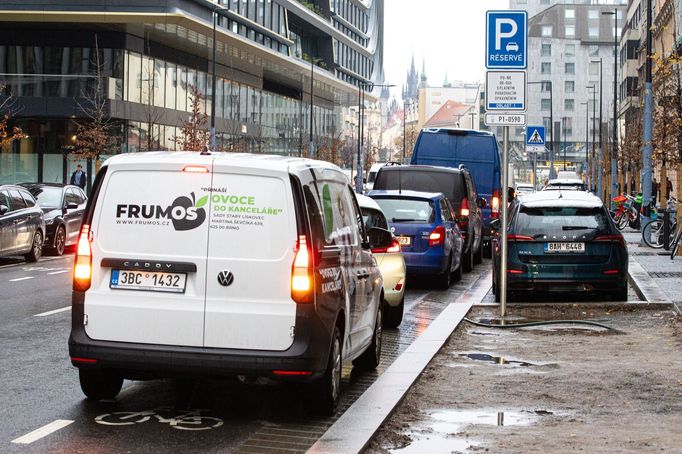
[623,229,682,313]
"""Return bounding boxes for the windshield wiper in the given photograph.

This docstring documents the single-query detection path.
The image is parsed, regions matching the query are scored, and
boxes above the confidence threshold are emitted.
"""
[562,226,595,230]
[392,218,422,222]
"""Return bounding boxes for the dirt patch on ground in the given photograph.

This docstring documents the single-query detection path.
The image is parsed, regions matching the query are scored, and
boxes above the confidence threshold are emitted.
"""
[368,304,682,453]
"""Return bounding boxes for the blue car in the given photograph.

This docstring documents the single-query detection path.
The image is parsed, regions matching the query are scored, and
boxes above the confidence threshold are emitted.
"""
[410,128,501,254]
[369,190,464,289]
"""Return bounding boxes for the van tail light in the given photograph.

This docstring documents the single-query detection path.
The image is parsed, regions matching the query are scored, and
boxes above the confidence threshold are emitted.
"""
[372,238,401,254]
[182,165,209,173]
[491,189,501,219]
[429,226,446,247]
[460,197,470,217]
[291,235,313,304]
[73,224,93,292]
[507,234,534,242]
[594,234,625,247]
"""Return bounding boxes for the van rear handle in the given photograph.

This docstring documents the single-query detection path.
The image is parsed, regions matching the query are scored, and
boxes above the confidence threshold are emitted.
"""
[100,258,197,273]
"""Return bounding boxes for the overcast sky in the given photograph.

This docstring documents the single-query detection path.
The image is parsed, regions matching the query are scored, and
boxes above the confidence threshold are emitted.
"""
[383,0,509,101]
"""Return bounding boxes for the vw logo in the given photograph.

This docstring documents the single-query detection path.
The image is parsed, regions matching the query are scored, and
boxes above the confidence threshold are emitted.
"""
[217,270,234,287]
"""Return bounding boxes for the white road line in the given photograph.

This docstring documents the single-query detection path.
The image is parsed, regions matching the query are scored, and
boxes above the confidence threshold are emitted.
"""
[11,419,74,444]
[34,306,72,317]
[47,270,70,275]
[0,256,68,270]
[9,276,34,282]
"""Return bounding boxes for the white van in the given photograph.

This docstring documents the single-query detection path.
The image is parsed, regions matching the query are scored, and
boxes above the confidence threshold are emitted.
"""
[68,152,391,415]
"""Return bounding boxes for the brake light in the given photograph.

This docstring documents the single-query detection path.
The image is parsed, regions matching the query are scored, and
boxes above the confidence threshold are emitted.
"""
[429,226,446,247]
[272,370,313,376]
[507,234,534,242]
[603,269,620,275]
[460,197,470,217]
[291,235,313,303]
[182,165,209,173]
[372,238,401,254]
[594,234,625,247]
[73,224,92,291]
[491,189,501,219]
[71,357,97,364]
[508,269,523,274]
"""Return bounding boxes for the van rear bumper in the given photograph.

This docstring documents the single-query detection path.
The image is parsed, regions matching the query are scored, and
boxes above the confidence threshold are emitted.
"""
[68,294,332,381]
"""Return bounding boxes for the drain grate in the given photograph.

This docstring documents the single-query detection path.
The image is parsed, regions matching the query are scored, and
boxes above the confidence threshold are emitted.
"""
[232,270,487,454]
[651,271,682,278]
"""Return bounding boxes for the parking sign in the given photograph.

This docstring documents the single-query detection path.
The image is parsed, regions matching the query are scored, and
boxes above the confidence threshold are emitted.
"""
[486,11,528,69]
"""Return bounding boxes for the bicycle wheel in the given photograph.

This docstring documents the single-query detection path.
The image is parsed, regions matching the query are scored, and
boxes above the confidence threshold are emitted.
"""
[642,219,664,248]
[95,411,152,426]
[670,229,682,259]
[615,212,628,230]
[171,416,224,431]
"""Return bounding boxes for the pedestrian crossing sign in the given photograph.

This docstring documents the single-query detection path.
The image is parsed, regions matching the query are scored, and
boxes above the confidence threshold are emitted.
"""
[526,126,545,152]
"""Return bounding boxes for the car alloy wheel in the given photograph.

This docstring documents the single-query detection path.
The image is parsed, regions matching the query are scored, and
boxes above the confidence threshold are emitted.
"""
[55,226,66,256]
[25,230,43,262]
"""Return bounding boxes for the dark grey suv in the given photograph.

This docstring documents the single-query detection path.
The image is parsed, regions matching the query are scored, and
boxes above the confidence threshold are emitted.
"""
[0,184,46,262]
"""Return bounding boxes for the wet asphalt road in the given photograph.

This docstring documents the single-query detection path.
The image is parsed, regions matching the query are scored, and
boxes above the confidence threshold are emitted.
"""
[0,252,492,453]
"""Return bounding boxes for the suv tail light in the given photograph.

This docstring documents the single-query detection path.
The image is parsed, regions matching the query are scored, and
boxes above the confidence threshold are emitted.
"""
[594,234,625,247]
[460,197,470,217]
[73,224,93,292]
[429,226,446,247]
[372,237,401,254]
[291,235,313,304]
[491,189,501,219]
[507,234,534,242]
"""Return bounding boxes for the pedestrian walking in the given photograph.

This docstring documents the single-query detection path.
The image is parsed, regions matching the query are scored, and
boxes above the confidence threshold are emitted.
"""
[70,164,87,190]
[666,177,673,199]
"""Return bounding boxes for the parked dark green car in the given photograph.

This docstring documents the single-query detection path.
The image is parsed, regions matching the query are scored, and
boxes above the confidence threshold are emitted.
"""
[492,191,628,302]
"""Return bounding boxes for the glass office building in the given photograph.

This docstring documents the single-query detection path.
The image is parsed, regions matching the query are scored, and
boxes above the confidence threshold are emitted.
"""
[0,0,384,187]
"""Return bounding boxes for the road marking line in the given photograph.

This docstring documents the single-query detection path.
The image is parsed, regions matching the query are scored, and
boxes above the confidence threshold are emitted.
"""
[47,270,70,275]
[11,419,74,444]
[0,256,68,270]
[34,306,72,317]
[9,276,34,282]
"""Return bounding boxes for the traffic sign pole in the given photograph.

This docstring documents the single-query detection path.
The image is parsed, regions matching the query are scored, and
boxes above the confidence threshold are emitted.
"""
[500,126,509,316]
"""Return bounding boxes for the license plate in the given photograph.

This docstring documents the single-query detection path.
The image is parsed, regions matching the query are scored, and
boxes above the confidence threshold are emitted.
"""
[110,269,187,293]
[397,236,411,246]
[544,242,585,253]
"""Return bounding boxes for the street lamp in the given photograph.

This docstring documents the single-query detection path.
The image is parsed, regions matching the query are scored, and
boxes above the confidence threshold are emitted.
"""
[403,99,414,163]
[591,58,603,200]
[602,9,620,209]
[356,82,395,193]
[587,85,596,192]
[561,117,568,170]
[528,81,554,179]
[581,101,589,181]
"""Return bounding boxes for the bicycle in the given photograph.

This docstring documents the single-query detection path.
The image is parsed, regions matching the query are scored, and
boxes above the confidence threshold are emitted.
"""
[642,197,677,249]
[95,407,224,431]
[612,194,638,230]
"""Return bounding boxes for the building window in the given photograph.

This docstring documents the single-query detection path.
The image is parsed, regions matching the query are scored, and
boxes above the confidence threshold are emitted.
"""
[565,9,575,19]
[541,81,551,92]
[541,43,551,57]
[565,63,575,74]
[565,25,575,37]
[565,44,575,56]
[543,117,552,131]
[589,10,599,20]
[542,25,553,37]
[541,62,551,74]
[589,45,600,57]
[565,81,575,92]
[565,99,575,111]
[541,99,551,111]
[562,117,573,137]
[589,62,600,76]
[589,26,599,38]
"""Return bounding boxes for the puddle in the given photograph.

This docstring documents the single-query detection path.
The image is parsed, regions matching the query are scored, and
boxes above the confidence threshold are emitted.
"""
[390,409,545,453]
[457,353,536,367]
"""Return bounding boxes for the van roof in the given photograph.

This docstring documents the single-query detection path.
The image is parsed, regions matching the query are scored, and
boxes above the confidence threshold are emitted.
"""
[368,189,445,201]
[378,164,462,175]
[518,190,603,208]
[421,127,496,138]
[102,152,343,175]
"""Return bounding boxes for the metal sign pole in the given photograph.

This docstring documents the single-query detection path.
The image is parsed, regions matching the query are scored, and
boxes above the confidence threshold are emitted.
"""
[500,126,509,316]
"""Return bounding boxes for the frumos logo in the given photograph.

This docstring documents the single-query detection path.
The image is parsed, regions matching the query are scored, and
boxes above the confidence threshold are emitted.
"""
[116,192,208,231]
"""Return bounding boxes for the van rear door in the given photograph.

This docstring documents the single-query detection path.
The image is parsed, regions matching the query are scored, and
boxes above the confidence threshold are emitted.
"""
[203,164,297,351]
[84,158,213,347]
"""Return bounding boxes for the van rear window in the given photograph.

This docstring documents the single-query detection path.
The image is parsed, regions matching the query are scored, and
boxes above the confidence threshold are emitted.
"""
[374,169,462,205]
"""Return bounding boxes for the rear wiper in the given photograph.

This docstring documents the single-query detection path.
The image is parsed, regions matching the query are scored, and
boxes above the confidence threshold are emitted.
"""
[392,218,421,222]
[562,226,595,230]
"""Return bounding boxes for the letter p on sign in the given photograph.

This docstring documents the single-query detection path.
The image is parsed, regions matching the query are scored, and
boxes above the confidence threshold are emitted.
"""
[495,18,517,50]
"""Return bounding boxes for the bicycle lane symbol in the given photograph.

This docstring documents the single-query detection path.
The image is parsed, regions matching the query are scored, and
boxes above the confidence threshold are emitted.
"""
[95,407,224,431]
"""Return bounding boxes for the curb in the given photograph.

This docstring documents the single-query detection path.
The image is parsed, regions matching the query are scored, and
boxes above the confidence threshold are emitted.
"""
[307,271,492,454]
[627,258,682,315]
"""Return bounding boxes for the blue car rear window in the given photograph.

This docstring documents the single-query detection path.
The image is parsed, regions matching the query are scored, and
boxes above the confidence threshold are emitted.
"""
[373,198,435,223]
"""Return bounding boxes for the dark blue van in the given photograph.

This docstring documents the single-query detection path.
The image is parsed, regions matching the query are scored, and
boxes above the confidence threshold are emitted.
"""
[410,128,501,251]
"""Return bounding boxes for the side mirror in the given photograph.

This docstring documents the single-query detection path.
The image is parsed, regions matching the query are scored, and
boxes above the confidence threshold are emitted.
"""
[490,218,500,232]
[367,227,392,251]
[0,204,8,216]
[477,197,488,208]
[65,202,79,210]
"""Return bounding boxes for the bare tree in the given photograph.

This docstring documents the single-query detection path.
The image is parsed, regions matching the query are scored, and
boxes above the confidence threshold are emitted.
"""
[0,85,25,149]
[141,59,164,151]
[173,85,210,151]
